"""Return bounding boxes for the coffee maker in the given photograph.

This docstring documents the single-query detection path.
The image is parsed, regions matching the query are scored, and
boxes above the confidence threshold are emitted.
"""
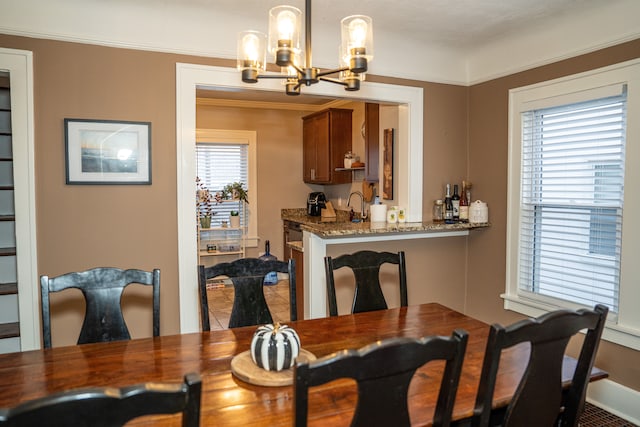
[307,192,326,216]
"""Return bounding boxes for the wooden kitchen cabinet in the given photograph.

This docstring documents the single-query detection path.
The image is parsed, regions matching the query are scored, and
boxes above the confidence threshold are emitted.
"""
[302,108,352,184]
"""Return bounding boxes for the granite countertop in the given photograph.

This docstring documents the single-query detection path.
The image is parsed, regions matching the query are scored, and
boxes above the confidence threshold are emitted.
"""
[282,208,490,238]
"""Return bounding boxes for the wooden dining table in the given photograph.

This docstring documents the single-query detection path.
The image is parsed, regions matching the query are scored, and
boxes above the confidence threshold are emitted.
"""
[0,303,606,426]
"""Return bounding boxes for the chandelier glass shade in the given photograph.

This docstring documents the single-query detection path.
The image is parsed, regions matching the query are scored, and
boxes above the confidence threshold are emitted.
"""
[236,0,373,95]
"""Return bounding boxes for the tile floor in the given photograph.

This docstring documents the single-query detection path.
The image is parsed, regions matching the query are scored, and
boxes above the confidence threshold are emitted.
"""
[206,281,636,426]
[205,278,292,330]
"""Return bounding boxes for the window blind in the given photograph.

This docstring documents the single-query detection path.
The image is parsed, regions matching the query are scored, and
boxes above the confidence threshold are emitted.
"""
[519,89,626,313]
[196,142,248,228]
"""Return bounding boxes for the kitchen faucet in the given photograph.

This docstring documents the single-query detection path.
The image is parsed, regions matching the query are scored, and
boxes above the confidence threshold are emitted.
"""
[347,191,367,220]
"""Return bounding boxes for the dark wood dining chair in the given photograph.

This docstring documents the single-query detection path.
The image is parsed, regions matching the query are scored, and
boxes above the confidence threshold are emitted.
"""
[324,250,407,316]
[0,373,201,427]
[40,267,160,349]
[471,304,609,427]
[294,329,468,427]
[199,257,296,329]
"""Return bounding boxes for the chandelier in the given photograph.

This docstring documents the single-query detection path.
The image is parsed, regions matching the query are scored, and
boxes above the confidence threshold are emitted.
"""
[237,0,374,95]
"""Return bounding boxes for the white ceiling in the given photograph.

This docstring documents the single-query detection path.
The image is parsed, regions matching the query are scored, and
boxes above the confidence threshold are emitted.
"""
[1,0,639,84]
[201,0,604,51]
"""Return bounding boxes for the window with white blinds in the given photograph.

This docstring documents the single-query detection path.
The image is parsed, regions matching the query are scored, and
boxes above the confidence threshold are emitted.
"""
[196,142,248,228]
[519,92,626,312]
[506,60,640,349]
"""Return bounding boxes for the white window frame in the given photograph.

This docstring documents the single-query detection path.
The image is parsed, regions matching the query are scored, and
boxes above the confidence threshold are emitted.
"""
[196,129,258,247]
[505,59,640,350]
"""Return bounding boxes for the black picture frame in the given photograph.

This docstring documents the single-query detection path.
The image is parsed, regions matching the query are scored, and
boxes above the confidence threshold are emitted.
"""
[64,118,151,185]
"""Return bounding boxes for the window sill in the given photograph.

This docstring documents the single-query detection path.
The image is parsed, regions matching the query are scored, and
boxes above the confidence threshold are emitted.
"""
[502,293,640,351]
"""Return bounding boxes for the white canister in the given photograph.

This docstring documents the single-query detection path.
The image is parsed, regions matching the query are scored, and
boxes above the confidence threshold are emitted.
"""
[344,151,354,169]
[469,200,488,224]
[370,204,387,223]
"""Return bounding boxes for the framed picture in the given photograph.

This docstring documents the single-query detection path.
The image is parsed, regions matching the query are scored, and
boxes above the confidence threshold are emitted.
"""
[64,118,151,184]
[383,128,394,200]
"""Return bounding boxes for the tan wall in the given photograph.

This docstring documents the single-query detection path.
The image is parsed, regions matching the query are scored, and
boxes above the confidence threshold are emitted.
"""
[195,91,471,323]
[422,83,469,217]
[0,34,234,345]
[0,33,468,348]
[467,38,640,391]
[9,31,633,394]
[369,76,469,219]
[327,237,468,315]
[196,105,315,259]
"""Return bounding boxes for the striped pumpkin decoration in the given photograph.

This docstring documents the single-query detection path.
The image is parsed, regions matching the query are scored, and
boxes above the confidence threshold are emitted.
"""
[250,323,300,372]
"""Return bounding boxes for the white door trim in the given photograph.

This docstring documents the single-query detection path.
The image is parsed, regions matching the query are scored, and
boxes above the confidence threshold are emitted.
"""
[0,48,39,350]
[176,63,423,332]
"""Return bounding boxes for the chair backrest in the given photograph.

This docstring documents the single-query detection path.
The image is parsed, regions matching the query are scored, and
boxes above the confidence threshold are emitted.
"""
[472,304,609,427]
[294,329,468,427]
[41,267,160,349]
[0,373,201,427]
[199,257,297,330]
[324,250,408,316]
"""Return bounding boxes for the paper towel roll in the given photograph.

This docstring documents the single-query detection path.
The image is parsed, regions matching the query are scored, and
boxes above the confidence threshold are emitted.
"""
[370,204,388,223]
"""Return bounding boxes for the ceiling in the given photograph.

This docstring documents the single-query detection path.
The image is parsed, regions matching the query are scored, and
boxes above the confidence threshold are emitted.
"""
[194,0,615,107]
[194,0,608,51]
[2,0,635,87]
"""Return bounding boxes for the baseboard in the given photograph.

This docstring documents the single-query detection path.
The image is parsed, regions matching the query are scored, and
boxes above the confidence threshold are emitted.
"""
[587,379,640,425]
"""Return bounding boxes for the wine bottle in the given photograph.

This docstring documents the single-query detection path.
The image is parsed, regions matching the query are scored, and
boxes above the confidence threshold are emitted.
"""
[452,184,460,221]
[459,180,469,223]
[444,184,454,223]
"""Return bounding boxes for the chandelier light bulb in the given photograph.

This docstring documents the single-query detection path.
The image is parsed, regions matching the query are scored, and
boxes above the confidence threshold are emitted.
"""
[348,18,368,49]
[341,14,373,74]
[276,10,296,45]
[237,30,266,83]
[238,0,372,95]
[242,33,261,61]
[269,5,301,66]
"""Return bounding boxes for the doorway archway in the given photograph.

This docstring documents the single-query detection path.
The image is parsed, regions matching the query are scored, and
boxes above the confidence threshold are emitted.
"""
[176,63,423,332]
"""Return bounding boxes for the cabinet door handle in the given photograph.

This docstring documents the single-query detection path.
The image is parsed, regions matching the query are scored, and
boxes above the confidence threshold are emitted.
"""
[311,169,315,180]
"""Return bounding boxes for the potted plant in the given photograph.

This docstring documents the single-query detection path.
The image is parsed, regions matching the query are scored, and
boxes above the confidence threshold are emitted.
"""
[221,182,249,204]
[196,177,220,228]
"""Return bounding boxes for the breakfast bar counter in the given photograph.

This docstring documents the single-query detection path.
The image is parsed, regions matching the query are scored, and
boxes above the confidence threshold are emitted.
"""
[282,208,488,238]
[281,208,490,319]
